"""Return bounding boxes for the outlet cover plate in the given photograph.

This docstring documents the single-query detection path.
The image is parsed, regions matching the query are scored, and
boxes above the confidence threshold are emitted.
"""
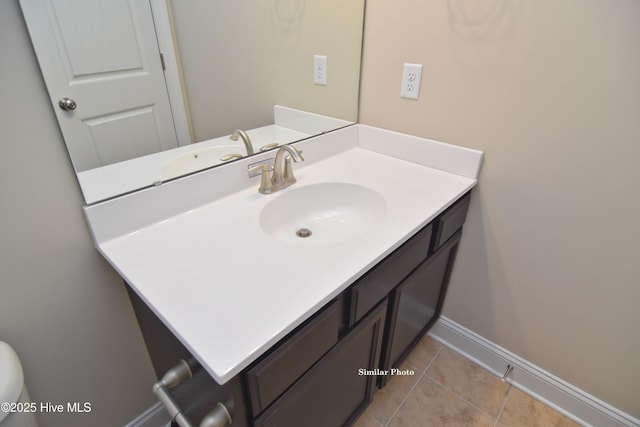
[401,63,423,100]
[314,55,327,85]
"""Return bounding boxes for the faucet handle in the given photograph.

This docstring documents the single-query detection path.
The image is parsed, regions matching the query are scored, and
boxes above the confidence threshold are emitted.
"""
[219,153,243,162]
[283,157,297,184]
[248,164,275,194]
[259,142,280,152]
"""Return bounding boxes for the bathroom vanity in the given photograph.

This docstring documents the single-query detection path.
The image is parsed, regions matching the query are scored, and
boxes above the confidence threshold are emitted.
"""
[83,124,482,426]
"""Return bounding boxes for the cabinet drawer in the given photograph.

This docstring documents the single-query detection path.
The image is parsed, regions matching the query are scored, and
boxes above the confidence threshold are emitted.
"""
[350,224,432,325]
[245,300,340,416]
[431,192,470,253]
[254,301,386,427]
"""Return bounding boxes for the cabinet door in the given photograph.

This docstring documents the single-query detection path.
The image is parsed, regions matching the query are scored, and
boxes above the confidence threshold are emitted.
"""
[382,230,462,383]
[254,301,386,427]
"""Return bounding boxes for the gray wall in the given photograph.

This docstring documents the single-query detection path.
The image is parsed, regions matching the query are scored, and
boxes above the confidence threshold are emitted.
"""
[0,1,157,426]
[360,0,640,419]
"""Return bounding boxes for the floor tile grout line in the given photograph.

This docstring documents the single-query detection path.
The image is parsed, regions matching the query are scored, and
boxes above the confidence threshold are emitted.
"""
[370,415,385,427]
[423,343,445,373]
[425,372,502,424]
[494,384,513,427]
[381,367,426,426]
[382,344,444,426]
[428,346,515,422]
[362,338,581,427]
[426,346,499,420]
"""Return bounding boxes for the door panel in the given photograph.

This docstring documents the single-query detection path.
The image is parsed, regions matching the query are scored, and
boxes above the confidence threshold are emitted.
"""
[53,0,144,75]
[85,106,167,166]
[20,0,178,171]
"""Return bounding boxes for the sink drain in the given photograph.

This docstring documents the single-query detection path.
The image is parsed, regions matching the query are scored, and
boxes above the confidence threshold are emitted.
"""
[296,228,313,238]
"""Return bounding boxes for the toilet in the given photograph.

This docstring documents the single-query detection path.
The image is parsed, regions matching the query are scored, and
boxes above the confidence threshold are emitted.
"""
[0,342,38,427]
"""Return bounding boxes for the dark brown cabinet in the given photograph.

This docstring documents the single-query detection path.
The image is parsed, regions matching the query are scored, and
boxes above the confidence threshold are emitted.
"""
[245,300,341,415]
[127,191,472,427]
[349,224,432,326]
[253,302,386,427]
[346,191,470,389]
[380,229,462,386]
[430,192,470,254]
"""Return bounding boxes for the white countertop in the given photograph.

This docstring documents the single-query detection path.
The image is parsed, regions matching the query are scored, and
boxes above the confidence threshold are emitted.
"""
[84,125,483,384]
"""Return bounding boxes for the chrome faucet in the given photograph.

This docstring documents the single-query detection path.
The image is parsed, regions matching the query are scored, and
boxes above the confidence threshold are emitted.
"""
[248,145,304,194]
[229,129,254,155]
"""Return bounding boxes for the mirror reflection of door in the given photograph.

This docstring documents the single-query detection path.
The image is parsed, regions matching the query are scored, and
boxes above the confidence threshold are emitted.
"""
[20,0,179,172]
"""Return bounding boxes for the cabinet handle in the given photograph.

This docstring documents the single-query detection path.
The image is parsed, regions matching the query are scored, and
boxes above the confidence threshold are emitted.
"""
[152,359,233,427]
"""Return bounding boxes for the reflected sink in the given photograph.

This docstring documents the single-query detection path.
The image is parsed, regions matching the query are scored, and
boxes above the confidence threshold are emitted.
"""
[162,145,244,179]
[259,183,387,244]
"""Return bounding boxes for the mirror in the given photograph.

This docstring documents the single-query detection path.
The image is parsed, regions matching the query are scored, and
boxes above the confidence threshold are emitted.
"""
[21,0,365,204]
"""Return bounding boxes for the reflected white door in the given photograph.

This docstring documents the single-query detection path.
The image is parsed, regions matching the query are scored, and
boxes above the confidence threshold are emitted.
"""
[20,0,179,172]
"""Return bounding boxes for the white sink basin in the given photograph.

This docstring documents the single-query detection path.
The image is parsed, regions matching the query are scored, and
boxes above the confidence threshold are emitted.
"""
[259,183,387,244]
[161,145,244,179]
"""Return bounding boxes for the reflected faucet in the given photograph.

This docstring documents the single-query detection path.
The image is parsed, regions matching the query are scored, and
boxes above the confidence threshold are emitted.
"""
[229,129,254,155]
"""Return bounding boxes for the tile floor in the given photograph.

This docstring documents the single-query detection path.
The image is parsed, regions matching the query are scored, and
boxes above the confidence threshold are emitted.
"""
[353,335,582,427]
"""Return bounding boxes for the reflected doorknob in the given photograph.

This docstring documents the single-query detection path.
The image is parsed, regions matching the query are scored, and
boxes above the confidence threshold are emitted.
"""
[58,97,77,111]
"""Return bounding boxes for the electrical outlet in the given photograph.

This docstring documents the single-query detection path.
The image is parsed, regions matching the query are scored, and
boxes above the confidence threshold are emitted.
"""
[400,63,423,99]
[314,55,327,85]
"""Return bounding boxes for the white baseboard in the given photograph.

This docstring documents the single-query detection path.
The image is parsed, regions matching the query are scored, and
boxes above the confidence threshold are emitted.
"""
[428,317,640,427]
